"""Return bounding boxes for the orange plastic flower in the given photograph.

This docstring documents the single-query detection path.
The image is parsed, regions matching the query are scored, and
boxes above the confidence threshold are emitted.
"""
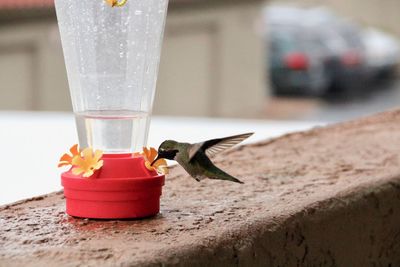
[71,148,104,178]
[137,147,169,175]
[58,144,80,168]
[105,0,128,7]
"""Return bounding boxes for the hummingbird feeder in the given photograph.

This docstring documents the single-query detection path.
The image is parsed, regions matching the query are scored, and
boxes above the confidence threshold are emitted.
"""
[55,0,169,219]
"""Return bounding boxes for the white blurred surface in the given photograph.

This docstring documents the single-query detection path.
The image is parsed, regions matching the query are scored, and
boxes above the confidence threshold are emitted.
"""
[0,112,323,205]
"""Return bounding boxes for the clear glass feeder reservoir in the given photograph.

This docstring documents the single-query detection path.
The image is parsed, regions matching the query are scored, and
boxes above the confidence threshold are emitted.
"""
[55,0,168,153]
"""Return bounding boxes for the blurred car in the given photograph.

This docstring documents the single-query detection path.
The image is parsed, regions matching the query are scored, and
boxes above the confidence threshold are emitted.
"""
[265,6,368,96]
[268,23,331,96]
[265,7,332,96]
[362,28,400,79]
[302,8,367,94]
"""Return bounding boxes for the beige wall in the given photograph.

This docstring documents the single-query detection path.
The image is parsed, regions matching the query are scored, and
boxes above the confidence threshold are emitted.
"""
[271,0,400,37]
[0,1,267,118]
[0,22,70,110]
[155,3,266,117]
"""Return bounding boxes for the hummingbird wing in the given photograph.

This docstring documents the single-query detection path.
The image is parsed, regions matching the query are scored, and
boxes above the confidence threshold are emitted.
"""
[188,132,253,161]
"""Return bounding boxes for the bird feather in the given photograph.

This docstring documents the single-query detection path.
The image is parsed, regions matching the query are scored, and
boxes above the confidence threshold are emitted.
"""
[188,132,253,161]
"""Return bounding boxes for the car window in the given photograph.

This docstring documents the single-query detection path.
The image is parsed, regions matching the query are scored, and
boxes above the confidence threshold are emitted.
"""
[270,28,304,54]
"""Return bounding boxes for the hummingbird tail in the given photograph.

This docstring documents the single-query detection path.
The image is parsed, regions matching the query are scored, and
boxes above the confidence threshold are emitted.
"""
[219,175,244,184]
[229,176,244,184]
[206,170,244,184]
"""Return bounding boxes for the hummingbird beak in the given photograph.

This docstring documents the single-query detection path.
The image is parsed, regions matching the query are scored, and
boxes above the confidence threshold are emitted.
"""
[151,155,161,166]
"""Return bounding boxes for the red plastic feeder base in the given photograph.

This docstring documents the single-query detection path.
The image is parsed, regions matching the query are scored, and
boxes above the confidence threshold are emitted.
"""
[61,154,165,219]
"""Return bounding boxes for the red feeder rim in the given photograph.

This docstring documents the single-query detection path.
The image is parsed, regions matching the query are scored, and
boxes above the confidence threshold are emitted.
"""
[61,155,165,219]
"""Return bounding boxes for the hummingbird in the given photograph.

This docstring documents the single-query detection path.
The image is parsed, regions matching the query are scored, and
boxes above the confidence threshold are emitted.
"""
[151,133,253,184]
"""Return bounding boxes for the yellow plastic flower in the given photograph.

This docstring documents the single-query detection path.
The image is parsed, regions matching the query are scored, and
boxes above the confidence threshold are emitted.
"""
[58,144,80,168]
[71,148,104,178]
[136,147,169,175]
[105,0,128,7]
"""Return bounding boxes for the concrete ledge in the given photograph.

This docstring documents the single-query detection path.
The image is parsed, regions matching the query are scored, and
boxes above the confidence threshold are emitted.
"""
[2,110,400,266]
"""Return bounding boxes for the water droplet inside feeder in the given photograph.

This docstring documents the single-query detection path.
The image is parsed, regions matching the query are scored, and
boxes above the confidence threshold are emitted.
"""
[55,0,168,153]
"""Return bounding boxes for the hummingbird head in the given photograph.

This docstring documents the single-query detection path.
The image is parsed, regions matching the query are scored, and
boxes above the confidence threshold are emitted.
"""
[151,140,179,165]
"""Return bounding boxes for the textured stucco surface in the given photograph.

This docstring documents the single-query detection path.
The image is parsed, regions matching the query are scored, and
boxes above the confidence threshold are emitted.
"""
[2,110,400,266]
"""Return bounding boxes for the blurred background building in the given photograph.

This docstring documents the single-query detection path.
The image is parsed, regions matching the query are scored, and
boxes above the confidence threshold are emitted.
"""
[276,0,400,37]
[0,0,400,122]
[0,0,266,117]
